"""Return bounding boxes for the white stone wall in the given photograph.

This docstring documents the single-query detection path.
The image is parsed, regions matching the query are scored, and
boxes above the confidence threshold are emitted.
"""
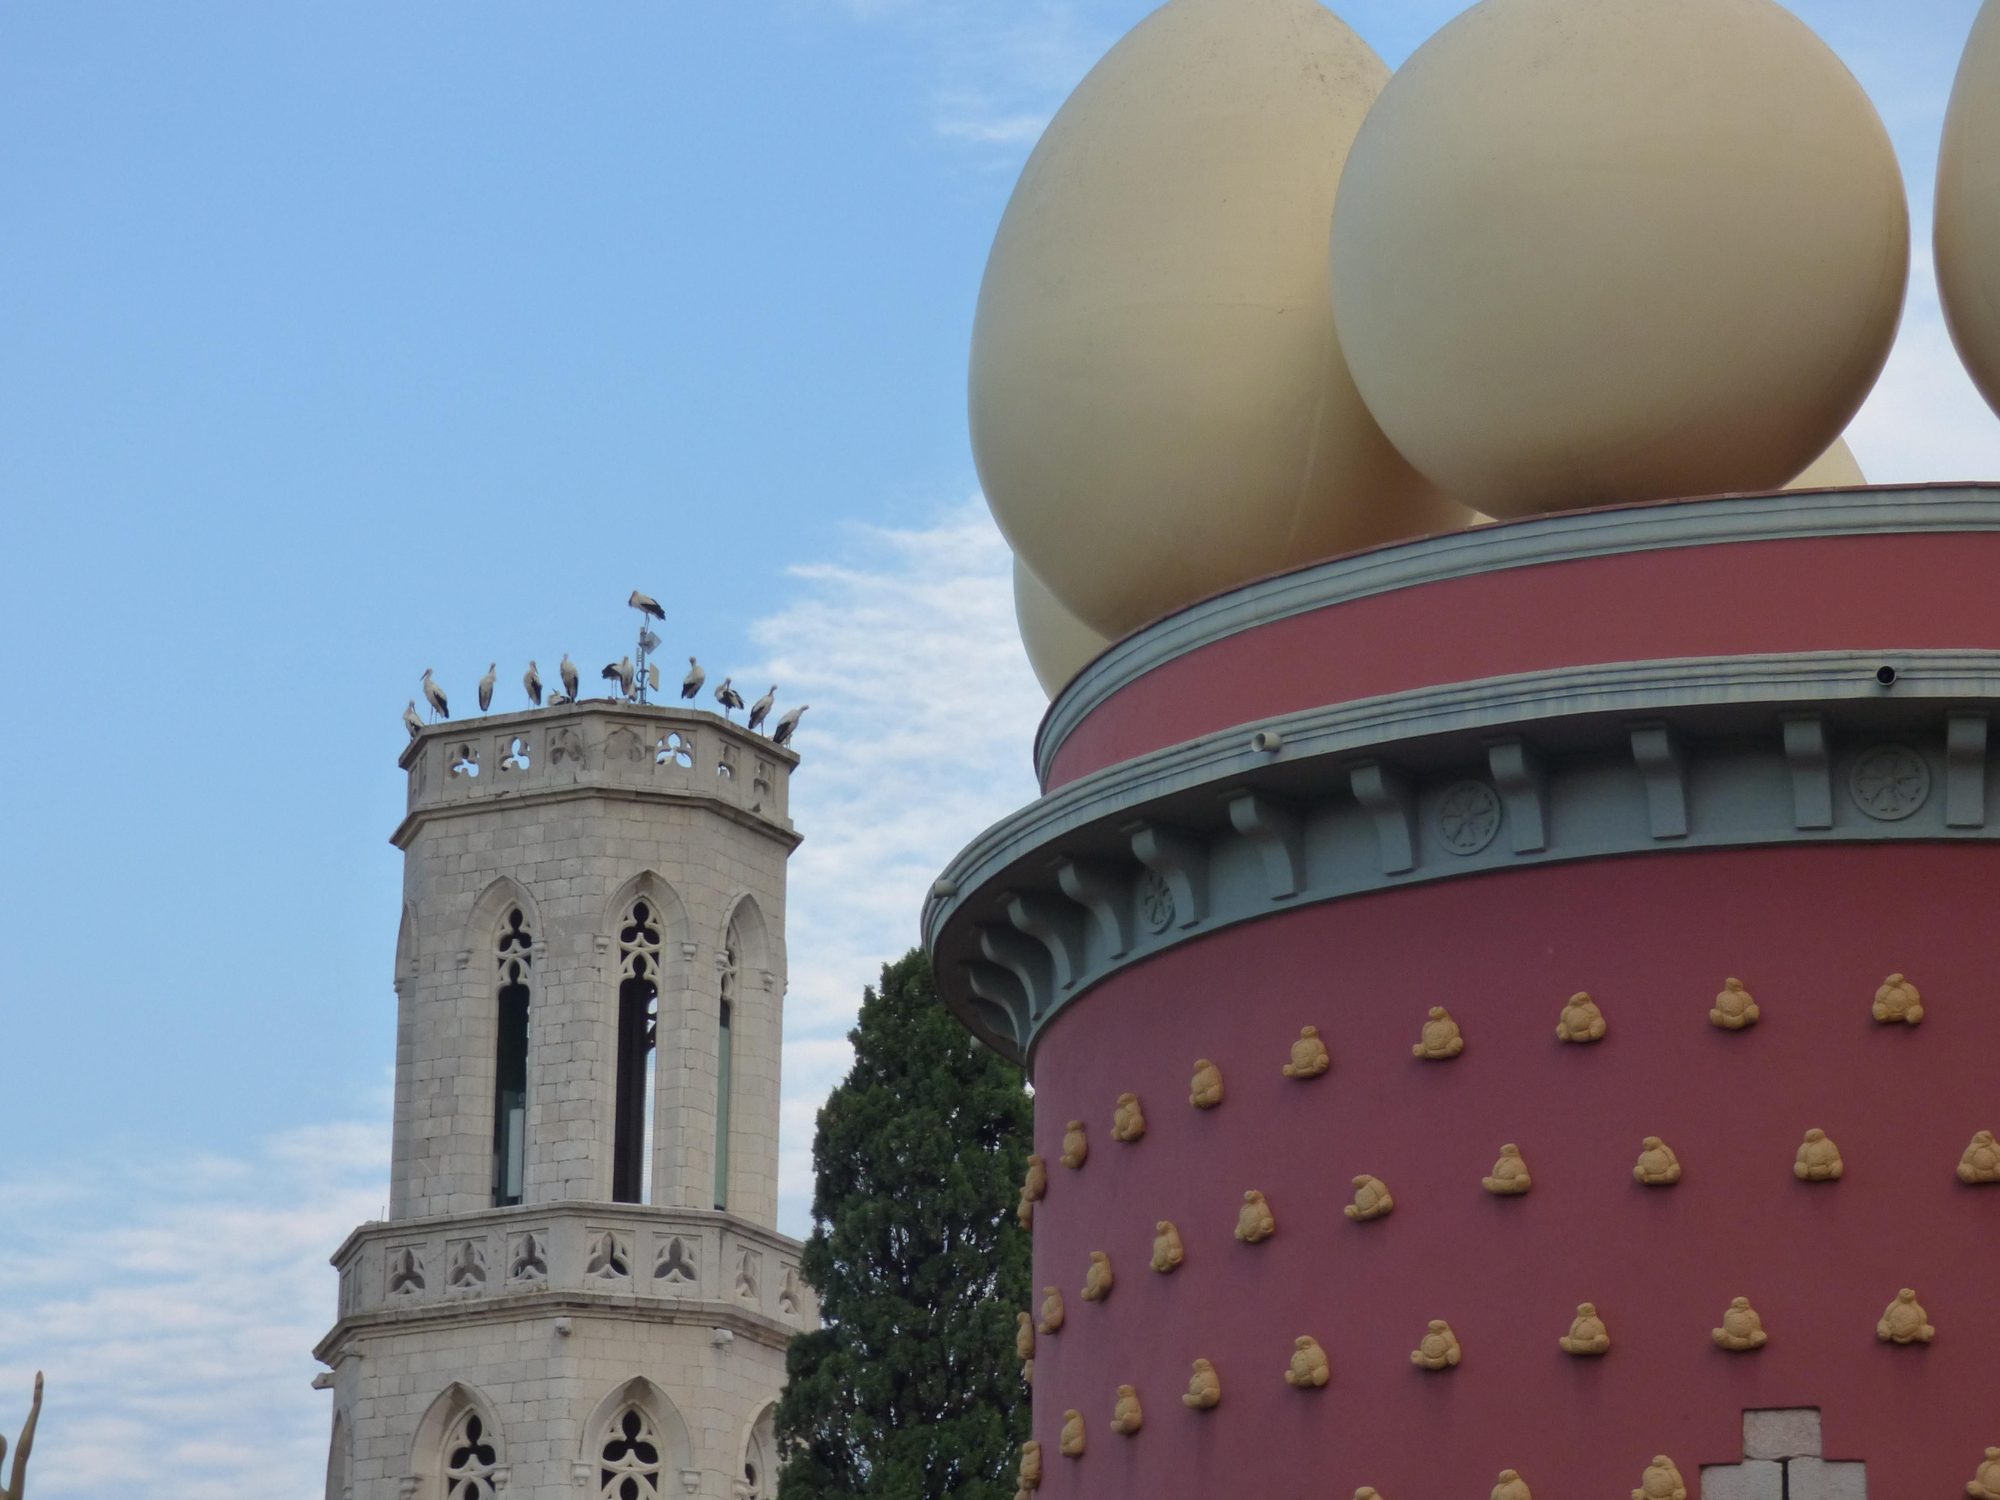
[325,703,807,1500]
[388,704,796,1228]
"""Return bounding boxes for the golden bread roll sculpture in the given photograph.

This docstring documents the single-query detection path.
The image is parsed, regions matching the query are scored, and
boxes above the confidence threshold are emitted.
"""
[1039,1286,1065,1335]
[1873,973,1923,1026]
[1151,1221,1185,1274]
[1283,1026,1331,1079]
[1060,1121,1088,1170]
[1189,1059,1224,1109]
[1483,1144,1532,1195]
[1633,1455,1688,1500]
[1414,1006,1465,1059]
[1710,978,1760,1031]
[1182,1359,1221,1410]
[971,0,1466,640]
[1492,1471,1533,1500]
[1018,1154,1046,1232]
[1411,1319,1462,1370]
[1236,1189,1277,1243]
[1712,1296,1768,1351]
[1634,1137,1683,1187]
[1555,992,1607,1043]
[1110,1384,1143,1436]
[1330,0,1906,519]
[1794,1129,1844,1181]
[1968,1445,2000,1500]
[1017,1440,1041,1494]
[1081,1251,1114,1302]
[1560,1302,1611,1356]
[1058,1410,1085,1458]
[1345,1174,1394,1222]
[1877,1287,1935,1345]
[1960,1130,2000,1184]
[1111,1092,1146,1143]
[1285,1335,1330,1388]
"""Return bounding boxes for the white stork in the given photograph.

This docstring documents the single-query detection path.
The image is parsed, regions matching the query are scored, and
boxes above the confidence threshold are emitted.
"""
[559,654,579,702]
[478,663,496,713]
[403,700,424,740]
[421,669,449,720]
[771,704,808,746]
[714,677,745,719]
[602,656,635,698]
[681,656,705,699]
[524,660,543,707]
[747,685,777,734]
[629,589,666,620]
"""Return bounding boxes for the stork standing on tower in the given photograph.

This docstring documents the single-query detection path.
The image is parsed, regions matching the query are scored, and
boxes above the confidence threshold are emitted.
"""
[421,669,449,720]
[478,663,496,713]
[681,657,705,700]
[560,654,579,702]
[628,589,666,704]
[772,704,807,746]
[403,701,424,740]
[714,677,745,720]
[524,661,543,707]
[747,686,777,734]
[602,656,636,699]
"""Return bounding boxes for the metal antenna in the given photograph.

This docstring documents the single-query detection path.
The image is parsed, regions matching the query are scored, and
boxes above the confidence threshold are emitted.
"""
[628,590,666,705]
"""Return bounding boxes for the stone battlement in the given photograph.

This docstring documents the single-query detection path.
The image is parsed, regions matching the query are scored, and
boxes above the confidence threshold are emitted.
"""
[321,1201,814,1360]
[396,701,799,849]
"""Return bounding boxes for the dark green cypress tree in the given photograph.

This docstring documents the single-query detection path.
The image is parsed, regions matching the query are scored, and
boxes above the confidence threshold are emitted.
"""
[776,949,1032,1500]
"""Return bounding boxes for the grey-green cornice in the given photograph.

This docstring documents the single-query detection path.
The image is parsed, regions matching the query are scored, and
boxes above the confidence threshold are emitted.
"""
[934,647,2000,1067]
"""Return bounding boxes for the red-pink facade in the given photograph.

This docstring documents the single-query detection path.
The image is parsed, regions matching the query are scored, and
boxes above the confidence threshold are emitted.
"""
[929,488,2000,1496]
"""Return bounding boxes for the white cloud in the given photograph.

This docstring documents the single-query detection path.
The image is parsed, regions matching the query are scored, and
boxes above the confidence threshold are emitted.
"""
[741,500,1046,1234]
[0,1114,388,1500]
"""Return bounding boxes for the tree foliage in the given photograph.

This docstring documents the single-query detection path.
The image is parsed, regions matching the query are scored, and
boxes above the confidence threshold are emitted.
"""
[777,949,1032,1500]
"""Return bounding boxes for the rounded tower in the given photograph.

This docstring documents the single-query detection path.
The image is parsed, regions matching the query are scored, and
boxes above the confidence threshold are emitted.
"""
[318,700,812,1500]
[928,488,2000,1495]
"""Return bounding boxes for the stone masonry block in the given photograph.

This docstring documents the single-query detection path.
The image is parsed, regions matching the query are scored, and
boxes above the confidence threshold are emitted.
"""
[1744,1407,1823,1459]
[1786,1458,1865,1500]
[1700,1461,1784,1500]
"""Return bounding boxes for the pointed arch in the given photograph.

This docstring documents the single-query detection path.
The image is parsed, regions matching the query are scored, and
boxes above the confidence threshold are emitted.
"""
[466,878,543,1207]
[409,1382,504,1500]
[603,874,691,1203]
[579,1378,693,1499]
[737,1402,778,1499]
[324,1409,349,1500]
[718,892,770,979]
[394,902,420,991]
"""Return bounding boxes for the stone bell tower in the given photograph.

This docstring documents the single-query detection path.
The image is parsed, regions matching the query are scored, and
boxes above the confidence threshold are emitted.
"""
[316,699,815,1500]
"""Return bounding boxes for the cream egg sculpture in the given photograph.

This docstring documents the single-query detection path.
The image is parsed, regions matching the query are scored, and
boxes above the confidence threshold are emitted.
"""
[1014,558,1113,699]
[1938,0,2000,417]
[970,0,1468,639]
[1330,0,1907,519]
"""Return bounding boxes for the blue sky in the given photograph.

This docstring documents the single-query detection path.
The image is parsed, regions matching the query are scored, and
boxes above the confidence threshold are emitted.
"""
[4,1,1999,1493]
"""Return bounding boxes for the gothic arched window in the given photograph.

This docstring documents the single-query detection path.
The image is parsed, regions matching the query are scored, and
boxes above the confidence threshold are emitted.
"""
[613,901,661,1204]
[444,1410,499,1500]
[598,1406,662,1500]
[714,920,741,1211]
[492,907,533,1207]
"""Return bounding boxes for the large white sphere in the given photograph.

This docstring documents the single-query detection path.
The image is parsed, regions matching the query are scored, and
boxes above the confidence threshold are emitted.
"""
[1785,436,1867,490]
[970,0,1468,639]
[1937,0,2000,418]
[1014,558,1114,699]
[1330,0,1908,519]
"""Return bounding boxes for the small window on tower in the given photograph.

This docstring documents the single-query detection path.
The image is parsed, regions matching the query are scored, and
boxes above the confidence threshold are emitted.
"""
[613,900,661,1204]
[492,907,532,1207]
